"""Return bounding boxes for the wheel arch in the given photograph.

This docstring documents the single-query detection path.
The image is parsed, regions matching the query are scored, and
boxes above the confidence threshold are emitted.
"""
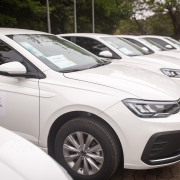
[47,110,124,166]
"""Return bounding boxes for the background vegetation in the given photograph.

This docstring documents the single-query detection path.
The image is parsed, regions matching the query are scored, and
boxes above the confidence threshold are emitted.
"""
[0,0,179,39]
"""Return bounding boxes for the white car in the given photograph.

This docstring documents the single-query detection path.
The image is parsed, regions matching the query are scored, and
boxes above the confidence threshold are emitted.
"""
[1,29,180,180]
[0,126,72,180]
[116,35,180,59]
[58,33,180,80]
[141,35,180,51]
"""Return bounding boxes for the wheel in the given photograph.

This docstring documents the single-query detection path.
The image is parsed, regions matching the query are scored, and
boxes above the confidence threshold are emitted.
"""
[55,116,122,180]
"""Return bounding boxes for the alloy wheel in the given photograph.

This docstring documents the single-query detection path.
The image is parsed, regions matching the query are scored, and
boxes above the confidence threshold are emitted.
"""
[63,131,104,175]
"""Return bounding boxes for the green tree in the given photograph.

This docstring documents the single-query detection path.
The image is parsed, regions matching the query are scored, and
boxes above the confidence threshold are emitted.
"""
[145,13,173,36]
[146,0,180,39]
[76,0,132,34]
[0,0,47,31]
[49,0,74,34]
[49,0,132,34]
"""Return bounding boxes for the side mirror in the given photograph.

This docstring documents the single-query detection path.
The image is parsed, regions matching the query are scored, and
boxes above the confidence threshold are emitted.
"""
[165,44,173,49]
[99,51,112,58]
[141,47,149,52]
[0,62,27,76]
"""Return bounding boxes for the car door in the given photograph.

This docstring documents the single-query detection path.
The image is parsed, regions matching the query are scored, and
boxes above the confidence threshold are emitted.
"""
[0,40,40,145]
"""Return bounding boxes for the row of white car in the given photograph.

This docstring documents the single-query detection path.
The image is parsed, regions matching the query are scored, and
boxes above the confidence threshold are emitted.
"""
[1,29,180,180]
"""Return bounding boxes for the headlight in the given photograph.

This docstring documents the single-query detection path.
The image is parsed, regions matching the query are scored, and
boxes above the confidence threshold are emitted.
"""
[160,68,180,77]
[122,99,180,118]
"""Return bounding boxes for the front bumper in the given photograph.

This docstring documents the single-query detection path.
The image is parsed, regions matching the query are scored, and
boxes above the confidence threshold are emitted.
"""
[103,101,180,170]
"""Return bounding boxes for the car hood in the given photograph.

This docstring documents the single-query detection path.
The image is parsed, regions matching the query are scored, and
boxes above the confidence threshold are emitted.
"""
[64,63,180,100]
[155,50,180,58]
[132,54,180,69]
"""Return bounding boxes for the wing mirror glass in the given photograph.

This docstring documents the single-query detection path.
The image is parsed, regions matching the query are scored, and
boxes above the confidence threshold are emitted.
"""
[99,51,113,58]
[141,47,149,52]
[165,44,173,49]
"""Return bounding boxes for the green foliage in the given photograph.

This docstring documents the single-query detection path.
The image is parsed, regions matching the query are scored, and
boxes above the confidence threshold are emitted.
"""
[116,13,173,36]
[50,0,74,34]
[145,14,173,36]
[116,19,140,35]
[145,0,180,39]
[0,0,47,31]
[0,14,16,27]
[76,0,132,34]
[49,0,132,34]
[0,0,179,39]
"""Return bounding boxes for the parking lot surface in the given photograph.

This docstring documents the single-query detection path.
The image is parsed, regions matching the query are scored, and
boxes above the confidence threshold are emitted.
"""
[110,162,180,180]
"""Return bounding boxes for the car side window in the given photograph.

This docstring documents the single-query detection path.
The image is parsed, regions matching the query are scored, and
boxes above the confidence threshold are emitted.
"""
[125,38,153,53]
[0,40,39,75]
[125,38,143,48]
[0,40,23,65]
[62,36,71,41]
[147,38,176,49]
[75,37,120,59]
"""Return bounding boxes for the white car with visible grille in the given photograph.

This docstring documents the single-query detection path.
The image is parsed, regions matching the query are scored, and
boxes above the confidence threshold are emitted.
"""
[116,35,180,59]
[1,29,180,180]
[58,33,180,80]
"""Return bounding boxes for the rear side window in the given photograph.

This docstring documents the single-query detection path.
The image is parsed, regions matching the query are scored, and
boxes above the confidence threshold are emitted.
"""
[147,38,176,49]
[75,37,120,59]
[62,36,71,41]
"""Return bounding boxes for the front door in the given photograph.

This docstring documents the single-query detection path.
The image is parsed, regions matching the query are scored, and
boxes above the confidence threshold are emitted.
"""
[0,40,39,145]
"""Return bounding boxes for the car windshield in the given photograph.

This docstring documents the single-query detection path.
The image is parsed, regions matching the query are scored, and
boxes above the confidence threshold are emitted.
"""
[101,37,149,56]
[8,34,102,72]
[165,38,180,48]
[140,38,167,51]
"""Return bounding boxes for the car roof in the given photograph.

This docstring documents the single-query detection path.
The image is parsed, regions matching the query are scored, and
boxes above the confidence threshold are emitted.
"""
[115,35,138,38]
[57,33,113,38]
[140,35,169,39]
[0,28,49,35]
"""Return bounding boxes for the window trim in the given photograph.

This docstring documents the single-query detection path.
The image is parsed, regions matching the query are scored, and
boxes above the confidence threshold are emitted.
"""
[147,38,176,50]
[0,39,46,79]
[74,36,122,59]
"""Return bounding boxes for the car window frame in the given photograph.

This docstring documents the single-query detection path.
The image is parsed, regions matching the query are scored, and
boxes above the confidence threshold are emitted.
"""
[124,38,154,53]
[72,36,121,59]
[0,39,45,79]
[147,37,176,50]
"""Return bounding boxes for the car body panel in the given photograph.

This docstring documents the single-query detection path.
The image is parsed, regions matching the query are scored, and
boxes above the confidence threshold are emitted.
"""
[0,126,72,180]
[0,76,39,145]
[1,29,180,172]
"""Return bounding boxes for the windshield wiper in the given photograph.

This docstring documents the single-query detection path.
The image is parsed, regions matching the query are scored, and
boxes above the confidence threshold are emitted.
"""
[128,54,140,57]
[60,69,83,73]
[89,61,111,69]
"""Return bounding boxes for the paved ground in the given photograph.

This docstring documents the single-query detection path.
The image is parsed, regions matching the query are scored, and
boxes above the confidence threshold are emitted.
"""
[110,162,180,180]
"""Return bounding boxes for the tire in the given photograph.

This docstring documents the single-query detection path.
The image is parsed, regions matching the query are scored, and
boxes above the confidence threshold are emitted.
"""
[55,116,122,180]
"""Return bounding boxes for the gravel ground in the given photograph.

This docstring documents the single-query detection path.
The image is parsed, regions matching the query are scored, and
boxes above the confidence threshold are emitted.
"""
[110,162,180,180]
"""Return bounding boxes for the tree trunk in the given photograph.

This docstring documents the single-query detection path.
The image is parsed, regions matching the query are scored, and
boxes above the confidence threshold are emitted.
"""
[133,17,145,34]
